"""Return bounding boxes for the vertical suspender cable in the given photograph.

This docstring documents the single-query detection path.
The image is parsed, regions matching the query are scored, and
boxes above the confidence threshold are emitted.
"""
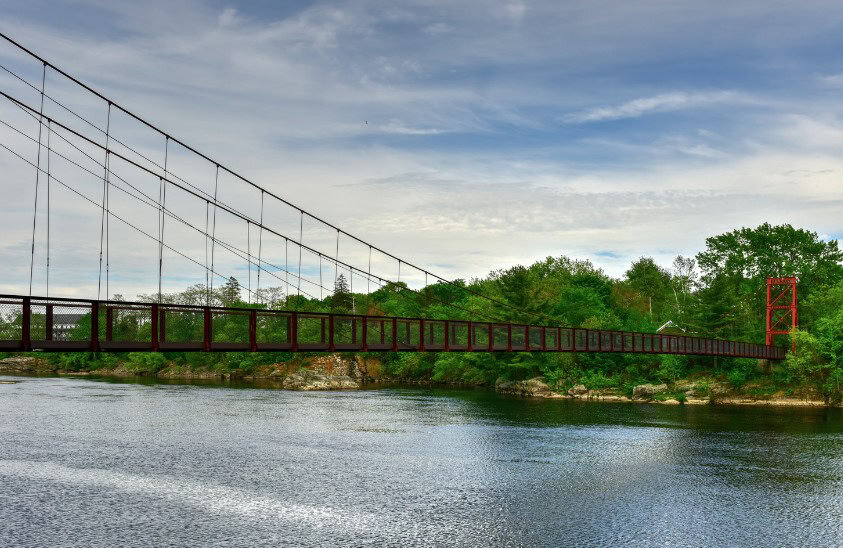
[157,136,169,302]
[29,62,46,297]
[97,102,111,300]
[334,230,340,288]
[284,237,289,302]
[45,119,51,297]
[204,200,210,305]
[246,221,251,304]
[319,255,323,300]
[367,245,372,310]
[209,164,219,304]
[105,108,111,300]
[297,211,303,296]
[256,190,264,302]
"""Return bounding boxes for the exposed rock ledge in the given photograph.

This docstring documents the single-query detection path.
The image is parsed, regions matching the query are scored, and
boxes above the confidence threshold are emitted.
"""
[281,370,358,390]
[495,377,563,398]
[0,357,51,373]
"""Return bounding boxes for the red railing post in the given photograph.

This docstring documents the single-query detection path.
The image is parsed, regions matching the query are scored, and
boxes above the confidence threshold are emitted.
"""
[362,316,368,351]
[525,326,531,352]
[507,323,512,352]
[159,307,166,343]
[444,320,450,352]
[328,315,335,351]
[418,319,424,351]
[151,304,159,351]
[90,301,99,352]
[106,306,113,342]
[45,303,53,342]
[204,308,211,351]
[488,323,494,352]
[467,321,473,352]
[249,310,257,352]
[392,317,398,352]
[291,312,298,352]
[354,317,360,346]
[541,327,546,351]
[21,296,31,351]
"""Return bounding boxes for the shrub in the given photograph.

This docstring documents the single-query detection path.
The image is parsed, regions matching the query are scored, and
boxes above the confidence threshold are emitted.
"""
[657,355,686,385]
[727,368,748,390]
[580,370,618,390]
[125,352,167,374]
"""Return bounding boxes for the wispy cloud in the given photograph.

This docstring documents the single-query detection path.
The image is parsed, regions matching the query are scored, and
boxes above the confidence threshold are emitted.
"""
[562,91,744,123]
[378,121,450,135]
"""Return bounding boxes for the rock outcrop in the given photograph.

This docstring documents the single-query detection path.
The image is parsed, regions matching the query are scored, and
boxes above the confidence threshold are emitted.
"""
[281,370,358,390]
[632,383,668,400]
[495,377,562,398]
[0,356,52,373]
[567,384,589,397]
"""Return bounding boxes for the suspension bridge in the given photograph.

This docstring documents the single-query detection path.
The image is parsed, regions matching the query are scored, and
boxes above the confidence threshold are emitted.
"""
[0,33,786,360]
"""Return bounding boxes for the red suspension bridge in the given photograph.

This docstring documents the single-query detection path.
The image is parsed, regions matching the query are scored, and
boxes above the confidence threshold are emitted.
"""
[0,33,786,360]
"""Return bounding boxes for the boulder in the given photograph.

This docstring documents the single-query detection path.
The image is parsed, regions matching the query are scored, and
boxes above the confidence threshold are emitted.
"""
[281,370,359,391]
[568,384,589,397]
[496,377,561,398]
[632,383,669,400]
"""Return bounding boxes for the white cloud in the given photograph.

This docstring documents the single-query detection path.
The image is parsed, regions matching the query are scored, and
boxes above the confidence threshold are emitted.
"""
[562,91,744,123]
[378,121,449,135]
[818,73,843,87]
[1,0,843,300]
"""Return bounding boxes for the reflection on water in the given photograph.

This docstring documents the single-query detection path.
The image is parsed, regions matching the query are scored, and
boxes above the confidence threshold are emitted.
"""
[1,376,842,546]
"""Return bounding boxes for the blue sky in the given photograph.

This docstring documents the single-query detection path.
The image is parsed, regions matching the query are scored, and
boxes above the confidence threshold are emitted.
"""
[1,0,843,298]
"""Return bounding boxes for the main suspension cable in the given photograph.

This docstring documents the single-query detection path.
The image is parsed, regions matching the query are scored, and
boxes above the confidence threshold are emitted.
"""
[2,94,501,321]
[0,34,554,324]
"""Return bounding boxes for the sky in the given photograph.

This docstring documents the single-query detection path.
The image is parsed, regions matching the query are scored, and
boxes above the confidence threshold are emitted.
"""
[1,0,843,299]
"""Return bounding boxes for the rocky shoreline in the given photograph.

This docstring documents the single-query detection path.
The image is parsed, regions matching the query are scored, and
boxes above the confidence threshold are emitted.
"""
[0,355,835,407]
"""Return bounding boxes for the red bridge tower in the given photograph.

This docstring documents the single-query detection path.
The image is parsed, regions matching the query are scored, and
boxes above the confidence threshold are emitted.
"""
[766,277,798,353]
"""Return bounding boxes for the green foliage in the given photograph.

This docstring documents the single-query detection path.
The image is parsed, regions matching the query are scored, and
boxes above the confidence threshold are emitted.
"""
[125,352,167,374]
[727,368,749,390]
[580,370,619,390]
[331,274,354,313]
[657,355,685,385]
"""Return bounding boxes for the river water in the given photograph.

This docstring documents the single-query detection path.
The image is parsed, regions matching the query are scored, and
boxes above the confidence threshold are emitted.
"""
[1,376,842,547]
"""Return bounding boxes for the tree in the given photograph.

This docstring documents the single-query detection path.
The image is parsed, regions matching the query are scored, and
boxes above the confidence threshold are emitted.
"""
[332,274,353,312]
[217,277,242,306]
[671,255,697,321]
[624,257,672,318]
[696,223,843,338]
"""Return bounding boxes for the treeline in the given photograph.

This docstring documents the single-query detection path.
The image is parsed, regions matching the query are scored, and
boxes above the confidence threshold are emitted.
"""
[10,223,843,402]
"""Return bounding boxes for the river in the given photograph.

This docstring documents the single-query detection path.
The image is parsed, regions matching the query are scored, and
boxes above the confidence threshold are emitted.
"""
[1,376,842,546]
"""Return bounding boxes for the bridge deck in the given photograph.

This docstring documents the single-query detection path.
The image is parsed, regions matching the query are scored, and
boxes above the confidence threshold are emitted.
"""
[0,295,785,359]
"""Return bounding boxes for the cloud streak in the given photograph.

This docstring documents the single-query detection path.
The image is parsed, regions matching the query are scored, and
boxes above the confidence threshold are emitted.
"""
[562,91,745,123]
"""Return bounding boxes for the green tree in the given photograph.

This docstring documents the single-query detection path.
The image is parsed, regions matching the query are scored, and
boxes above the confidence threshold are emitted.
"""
[624,257,672,319]
[697,223,843,336]
[217,277,242,306]
[332,274,353,312]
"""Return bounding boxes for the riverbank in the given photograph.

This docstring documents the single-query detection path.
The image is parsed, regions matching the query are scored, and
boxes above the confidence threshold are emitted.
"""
[1,354,836,408]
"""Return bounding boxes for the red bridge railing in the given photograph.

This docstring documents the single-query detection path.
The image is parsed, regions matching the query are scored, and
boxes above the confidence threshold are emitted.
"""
[0,294,786,359]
